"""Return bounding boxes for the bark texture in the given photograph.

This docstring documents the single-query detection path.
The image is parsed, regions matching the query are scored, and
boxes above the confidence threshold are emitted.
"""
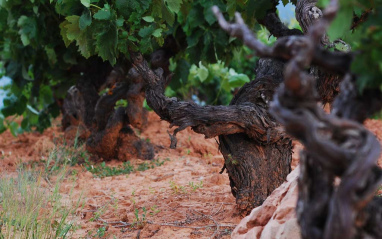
[132,52,292,213]
[214,0,382,238]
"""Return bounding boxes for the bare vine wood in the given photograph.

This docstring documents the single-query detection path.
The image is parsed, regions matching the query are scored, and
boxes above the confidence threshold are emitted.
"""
[132,51,293,213]
[214,0,382,238]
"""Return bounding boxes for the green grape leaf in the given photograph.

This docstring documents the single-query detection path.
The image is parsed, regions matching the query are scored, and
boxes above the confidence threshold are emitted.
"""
[228,73,250,88]
[186,30,203,48]
[59,20,72,47]
[139,37,153,53]
[152,28,162,37]
[162,3,175,25]
[44,46,57,65]
[79,10,92,30]
[80,0,90,7]
[93,5,111,20]
[64,16,94,58]
[1,95,27,117]
[17,15,37,46]
[95,23,117,65]
[116,17,124,26]
[9,121,21,137]
[327,6,353,41]
[196,62,209,82]
[152,0,162,17]
[142,16,154,22]
[164,0,182,13]
[139,25,155,38]
[201,0,225,25]
[64,16,81,41]
[183,6,204,35]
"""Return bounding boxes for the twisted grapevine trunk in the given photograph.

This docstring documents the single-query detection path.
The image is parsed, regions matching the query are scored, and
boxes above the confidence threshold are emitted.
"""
[132,52,292,213]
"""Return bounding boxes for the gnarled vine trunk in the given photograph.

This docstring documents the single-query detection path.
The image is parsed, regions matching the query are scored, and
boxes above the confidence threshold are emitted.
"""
[62,63,154,161]
[213,0,382,237]
[131,52,293,213]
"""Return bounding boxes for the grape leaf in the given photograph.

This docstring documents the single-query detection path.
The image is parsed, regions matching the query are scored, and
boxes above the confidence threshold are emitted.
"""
[9,121,21,137]
[143,16,154,22]
[17,16,37,46]
[152,0,162,17]
[116,17,124,26]
[162,3,175,25]
[64,16,94,58]
[1,95,27,117]
[44,46,57,65]
[152,28,162,37]
[93,6,111,20]
[95,22,117,64]
[79,10,92,30]
[327,6,353,41]
[59,20,72,47]
[196,62,209,82]
[80,0,90,7]
[139,25,155,38]
[165,0,182,13]
[228,73,250,88]
[64,16,81,41]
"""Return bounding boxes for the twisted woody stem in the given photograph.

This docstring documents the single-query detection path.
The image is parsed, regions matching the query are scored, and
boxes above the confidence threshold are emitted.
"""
[214,1,382,238]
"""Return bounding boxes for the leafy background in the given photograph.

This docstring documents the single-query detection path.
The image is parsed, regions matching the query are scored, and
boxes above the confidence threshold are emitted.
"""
[0,0,381,136]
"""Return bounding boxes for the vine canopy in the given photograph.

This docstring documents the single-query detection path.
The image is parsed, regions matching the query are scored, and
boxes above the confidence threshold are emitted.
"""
[0,0,381,134]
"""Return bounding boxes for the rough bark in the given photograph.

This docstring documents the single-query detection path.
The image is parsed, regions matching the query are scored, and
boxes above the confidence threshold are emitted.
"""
[132,51,292,213]
[215,0,382,238]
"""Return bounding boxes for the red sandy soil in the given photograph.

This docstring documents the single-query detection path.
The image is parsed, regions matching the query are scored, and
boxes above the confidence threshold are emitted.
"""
[0,112,381,238]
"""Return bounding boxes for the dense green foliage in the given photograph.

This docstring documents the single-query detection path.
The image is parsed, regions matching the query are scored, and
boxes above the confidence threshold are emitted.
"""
[0,0,280,135]
[0,0,381,135]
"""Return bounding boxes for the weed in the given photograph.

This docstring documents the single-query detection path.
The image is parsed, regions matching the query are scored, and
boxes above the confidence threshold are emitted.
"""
[149,205,160,216]
[86,158,170,178]
[169,180,187,194]
[189,181,204,192]
[137,162,151,171]
[43,138,90,178]
[132,208,147,229]
[85,161,135,178]
[89,196,118,222]
[0,168,81,238]
[87,225,107,238]
[96,226,107,238]
[130,188,137,206]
